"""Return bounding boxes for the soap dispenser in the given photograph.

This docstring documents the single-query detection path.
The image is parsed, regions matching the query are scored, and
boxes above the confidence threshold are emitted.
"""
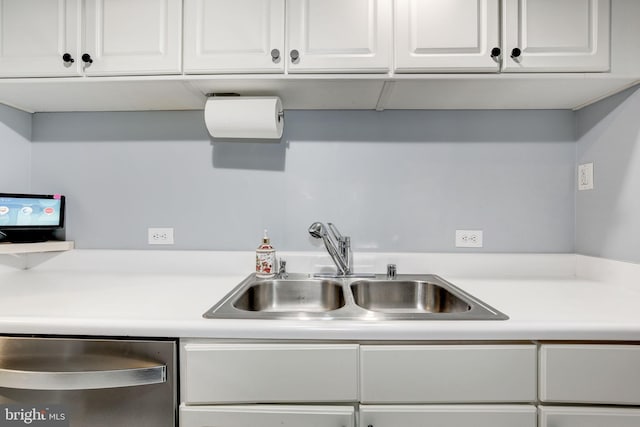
[256,229,276,278]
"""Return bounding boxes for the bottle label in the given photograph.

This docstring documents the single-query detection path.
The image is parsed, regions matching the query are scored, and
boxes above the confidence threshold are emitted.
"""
[256,250,275,277]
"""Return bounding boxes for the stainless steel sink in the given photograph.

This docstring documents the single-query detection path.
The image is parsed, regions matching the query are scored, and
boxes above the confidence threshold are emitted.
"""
[203,273,508,320]
[232,279,345,312]
[350,280,471,314]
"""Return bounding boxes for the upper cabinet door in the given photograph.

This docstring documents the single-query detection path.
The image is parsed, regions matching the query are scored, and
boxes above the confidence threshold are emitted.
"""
[502,0,610,72]
[286,0,392,73]
[183,0,285,74]
[82,0,181,76]
[0,0,80,77]
[394,0,500,73]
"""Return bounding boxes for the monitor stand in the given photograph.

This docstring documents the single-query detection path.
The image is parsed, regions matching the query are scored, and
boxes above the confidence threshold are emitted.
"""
[0,230,55,243]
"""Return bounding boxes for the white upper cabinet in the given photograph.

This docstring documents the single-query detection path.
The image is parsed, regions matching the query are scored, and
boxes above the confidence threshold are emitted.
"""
[0,0,629,111]
[183,0,391,74]
[0,0,181,77]
[394,0,610,73]
[394,0,501,73]
[82,0,182,75]
[502,0,610,72]
[183,0,285,74]
[286,0,392,73]
[0,0,80,77]
[0,0,614,78]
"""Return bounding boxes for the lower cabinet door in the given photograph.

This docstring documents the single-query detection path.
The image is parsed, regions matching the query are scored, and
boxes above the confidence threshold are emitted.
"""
[540,344,640,405]
[360,345,537,403]
[181,342,358,403]
[359,405,536,427]
[180,404,355,427]
[539,406,640,427]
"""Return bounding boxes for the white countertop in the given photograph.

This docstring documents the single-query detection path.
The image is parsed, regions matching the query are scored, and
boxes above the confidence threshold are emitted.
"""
[1,250,639,341]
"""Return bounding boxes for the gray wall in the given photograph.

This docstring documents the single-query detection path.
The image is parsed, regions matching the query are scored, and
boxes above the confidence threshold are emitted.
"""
[576,86,640,263]
[0,104,31,192]
[30,109,576,252]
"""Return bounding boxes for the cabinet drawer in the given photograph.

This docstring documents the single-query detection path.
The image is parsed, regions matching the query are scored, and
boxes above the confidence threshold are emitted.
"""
[360,405,536,427]
[540,344,640,404]
[181,343,358,403]
[539,406,640,427]
[360,345,536,403]
[181,404,355,427]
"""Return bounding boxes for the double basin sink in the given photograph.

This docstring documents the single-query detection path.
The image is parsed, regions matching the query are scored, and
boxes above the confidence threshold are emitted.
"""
[203,273,508,320]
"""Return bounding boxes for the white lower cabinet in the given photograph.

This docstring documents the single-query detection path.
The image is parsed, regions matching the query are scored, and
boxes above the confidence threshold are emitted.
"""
[180,342,358,403]
[539,406,640,427]
[180,405,355,427]
[538,345,640,426]
[180,341,640,427]
[360,405,537,427]
[540,344,640,405]
[360,345,537,403]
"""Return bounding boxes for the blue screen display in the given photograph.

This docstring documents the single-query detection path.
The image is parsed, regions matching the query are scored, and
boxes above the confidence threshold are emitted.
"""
[0,196,63,228]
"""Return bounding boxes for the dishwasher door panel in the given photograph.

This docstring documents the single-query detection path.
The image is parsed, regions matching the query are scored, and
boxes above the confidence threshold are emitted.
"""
[0,337,176,427]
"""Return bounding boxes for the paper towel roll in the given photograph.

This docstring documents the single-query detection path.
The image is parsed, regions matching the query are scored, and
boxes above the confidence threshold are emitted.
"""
[204,96,284,139]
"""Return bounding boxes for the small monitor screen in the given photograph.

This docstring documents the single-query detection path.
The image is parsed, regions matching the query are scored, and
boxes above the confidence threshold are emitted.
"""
[0,194,65,229]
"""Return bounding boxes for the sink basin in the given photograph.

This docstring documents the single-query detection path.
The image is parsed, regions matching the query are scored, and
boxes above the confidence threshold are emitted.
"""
[203,273,508,320]
[203,274,349,319]
[350,280,471,313]
[233,280,345,312]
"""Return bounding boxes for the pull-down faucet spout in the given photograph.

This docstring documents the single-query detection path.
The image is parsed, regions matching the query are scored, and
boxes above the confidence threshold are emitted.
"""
[308,222,351,276]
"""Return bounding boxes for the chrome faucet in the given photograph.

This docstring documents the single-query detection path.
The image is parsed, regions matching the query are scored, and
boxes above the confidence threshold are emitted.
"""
[308,222,352,276]
[277,259,288,279]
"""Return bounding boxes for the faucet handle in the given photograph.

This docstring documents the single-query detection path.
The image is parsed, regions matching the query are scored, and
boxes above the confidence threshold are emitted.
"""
[278,259,288,279]
[386,263,397,279]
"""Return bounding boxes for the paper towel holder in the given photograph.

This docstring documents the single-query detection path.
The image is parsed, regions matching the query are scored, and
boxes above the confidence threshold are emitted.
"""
[206,93,284,122]
[206,92,240,97]
[204,94,284,139]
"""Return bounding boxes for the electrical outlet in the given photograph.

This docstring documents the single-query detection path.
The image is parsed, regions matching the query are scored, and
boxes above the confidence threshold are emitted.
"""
[148,227,174,245]
[455,230,483,248]
[578,162,594,190]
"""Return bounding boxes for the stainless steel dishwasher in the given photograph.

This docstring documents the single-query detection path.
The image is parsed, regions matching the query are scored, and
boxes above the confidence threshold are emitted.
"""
[0,336,176,427]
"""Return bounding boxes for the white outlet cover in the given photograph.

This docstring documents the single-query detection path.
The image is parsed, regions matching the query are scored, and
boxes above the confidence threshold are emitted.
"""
[578,162,594,191]
[455,230,483,248]
[148,227,174,245]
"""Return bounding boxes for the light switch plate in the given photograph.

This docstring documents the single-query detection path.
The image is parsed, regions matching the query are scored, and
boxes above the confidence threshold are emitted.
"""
[578,162,594,191]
